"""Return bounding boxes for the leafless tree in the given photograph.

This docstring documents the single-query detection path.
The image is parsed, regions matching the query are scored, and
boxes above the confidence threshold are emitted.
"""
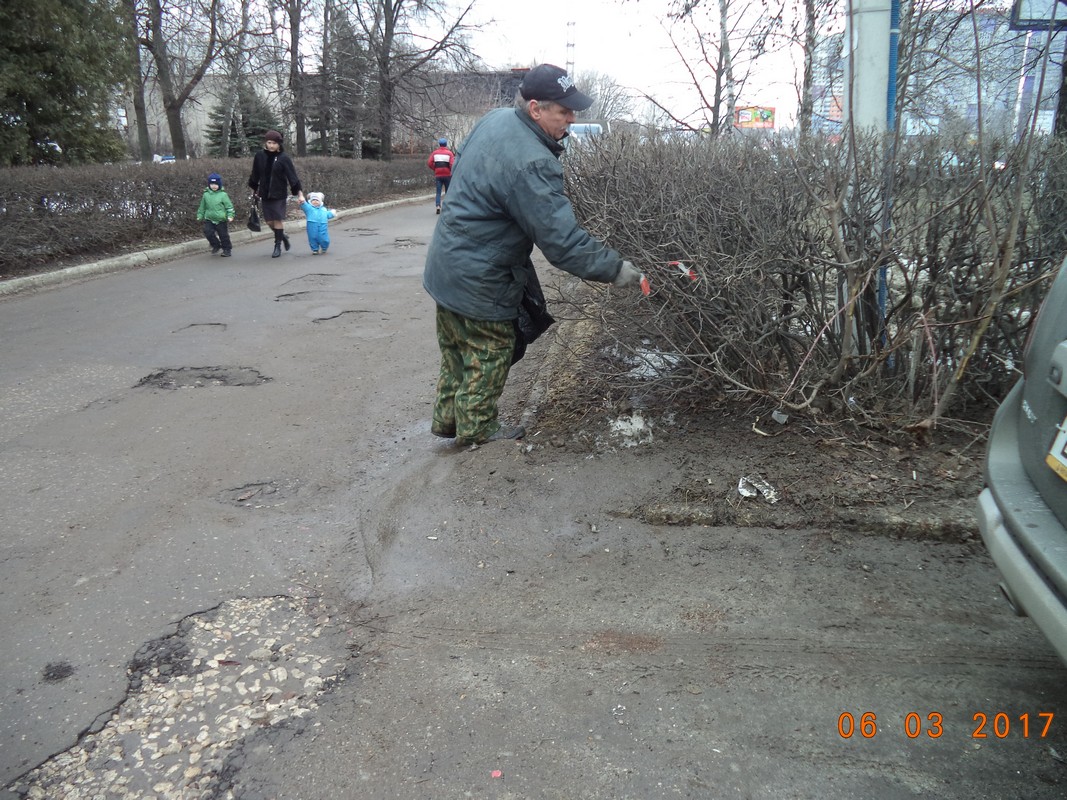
[216,0,255,158]
[122,0,153,159]
[643,0,778,133]
[348,0,477,158]
[138,0,230,158]
[574,70,637,122]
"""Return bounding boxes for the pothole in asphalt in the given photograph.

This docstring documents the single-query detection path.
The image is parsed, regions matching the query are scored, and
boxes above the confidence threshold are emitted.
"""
[281,273,340,287]
[174,323,228,333]
[136,367,270,390]
[274,290,359,302]
[221,479,297,509]
[392,237,424,249]
[11,596,348,800]
[312,309,374,323]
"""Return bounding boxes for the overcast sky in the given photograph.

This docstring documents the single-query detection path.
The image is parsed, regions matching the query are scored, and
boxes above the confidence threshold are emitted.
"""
[461,0,801,126]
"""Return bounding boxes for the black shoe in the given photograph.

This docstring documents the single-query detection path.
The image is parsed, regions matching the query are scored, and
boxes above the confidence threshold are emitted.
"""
[457,425,526,446]
[486,425,525,442]
[272,242,281,258]
[211,245,221,255]
[282,233,291,251]
[221,250,231,257]
[436,207,441,215]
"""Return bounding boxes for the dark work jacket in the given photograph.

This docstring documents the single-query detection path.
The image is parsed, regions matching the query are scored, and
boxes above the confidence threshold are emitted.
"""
[423,108,623,322]
[248,147,302,200]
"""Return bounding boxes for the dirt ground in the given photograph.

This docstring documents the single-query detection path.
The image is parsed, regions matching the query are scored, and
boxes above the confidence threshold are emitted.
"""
[10,201,1062,800]
[4,201,990,543]
[503,317,989,547]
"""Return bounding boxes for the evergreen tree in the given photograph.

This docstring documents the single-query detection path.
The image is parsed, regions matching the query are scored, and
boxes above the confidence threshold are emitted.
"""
[0,0,128,165]
[204,84,282,158]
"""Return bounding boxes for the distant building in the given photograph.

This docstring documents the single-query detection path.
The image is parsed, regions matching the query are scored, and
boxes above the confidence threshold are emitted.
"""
[807,11,1062,138]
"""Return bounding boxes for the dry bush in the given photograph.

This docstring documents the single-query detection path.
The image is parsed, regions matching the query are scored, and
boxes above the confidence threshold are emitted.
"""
[0,157,431,277]
[563,132,1067,426]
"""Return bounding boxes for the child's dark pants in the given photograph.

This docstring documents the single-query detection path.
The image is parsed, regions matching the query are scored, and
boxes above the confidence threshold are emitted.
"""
[203,220,232,252]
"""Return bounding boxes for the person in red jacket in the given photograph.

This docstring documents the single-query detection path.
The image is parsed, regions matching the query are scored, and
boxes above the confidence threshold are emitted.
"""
[427,137,455,214]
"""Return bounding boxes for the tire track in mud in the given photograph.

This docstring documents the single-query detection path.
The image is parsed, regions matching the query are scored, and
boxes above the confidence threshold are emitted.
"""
[353,619,1064,681]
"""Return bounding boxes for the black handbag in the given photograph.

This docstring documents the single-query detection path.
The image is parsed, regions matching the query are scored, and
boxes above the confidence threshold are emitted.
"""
[512,264,556,364]
[247,199,261,232]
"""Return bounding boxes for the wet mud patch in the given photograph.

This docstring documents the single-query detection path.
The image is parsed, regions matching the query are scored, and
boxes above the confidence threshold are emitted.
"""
[582,630,665,655]
[136,367,270,390]
[41,662,75,684]
[531,379,985,542]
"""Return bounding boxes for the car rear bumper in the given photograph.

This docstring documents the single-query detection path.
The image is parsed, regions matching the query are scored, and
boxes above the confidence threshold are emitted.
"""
[978,486,1067,664]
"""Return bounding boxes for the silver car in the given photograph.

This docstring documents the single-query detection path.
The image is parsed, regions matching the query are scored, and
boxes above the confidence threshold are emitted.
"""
[978,256,1067,664]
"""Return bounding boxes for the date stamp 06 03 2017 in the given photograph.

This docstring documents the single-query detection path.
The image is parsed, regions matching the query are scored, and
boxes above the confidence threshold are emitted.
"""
[837,711,1055,740]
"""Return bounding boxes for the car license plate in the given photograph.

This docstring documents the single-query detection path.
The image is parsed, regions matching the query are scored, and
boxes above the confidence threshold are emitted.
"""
[1046,418,1067,482]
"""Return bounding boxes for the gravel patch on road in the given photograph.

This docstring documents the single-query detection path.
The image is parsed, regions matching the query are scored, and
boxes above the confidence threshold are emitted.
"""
[11,596,348,799]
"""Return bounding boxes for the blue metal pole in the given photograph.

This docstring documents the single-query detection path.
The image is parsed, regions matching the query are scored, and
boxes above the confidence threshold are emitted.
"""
[881,0,901,356]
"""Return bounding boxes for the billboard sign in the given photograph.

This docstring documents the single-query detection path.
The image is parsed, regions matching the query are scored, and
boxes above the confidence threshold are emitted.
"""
[735,107,775,129]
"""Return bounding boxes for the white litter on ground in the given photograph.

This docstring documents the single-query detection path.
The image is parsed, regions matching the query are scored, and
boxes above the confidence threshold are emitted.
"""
[738,475,780,504]
[604,344,682,380]
[609,413,654,447]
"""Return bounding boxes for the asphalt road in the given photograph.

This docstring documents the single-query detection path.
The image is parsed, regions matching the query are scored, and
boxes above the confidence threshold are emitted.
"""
[0,198,443,795]
[2,197,1066,799]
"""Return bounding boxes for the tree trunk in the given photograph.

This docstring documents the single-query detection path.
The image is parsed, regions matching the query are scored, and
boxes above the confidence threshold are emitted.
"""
[321,0,334,157]
[143,0,221,160]
[1056,36,1067,137]
[377,0,397,160]
[123,0,152,160]
[220,0,251,158]
[287,0,306,156]
[798,0,817,136]
[719,0,736,133]
[268,2,293,136]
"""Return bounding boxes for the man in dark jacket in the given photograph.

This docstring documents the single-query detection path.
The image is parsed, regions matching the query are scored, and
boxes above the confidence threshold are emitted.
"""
[423,64,641,447]
[248,130,305,258]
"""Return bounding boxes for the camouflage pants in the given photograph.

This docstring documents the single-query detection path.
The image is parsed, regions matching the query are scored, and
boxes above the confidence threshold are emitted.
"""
[433,305,515,445]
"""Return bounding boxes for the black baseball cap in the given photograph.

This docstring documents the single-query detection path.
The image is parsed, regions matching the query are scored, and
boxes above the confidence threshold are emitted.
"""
[519,64,594,112]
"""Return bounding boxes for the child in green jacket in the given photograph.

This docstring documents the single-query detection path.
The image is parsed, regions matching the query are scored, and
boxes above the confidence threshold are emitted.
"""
[196,172,235,256]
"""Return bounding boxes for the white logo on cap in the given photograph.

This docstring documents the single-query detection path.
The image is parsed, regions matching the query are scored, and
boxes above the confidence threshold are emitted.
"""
[556,75,575,92]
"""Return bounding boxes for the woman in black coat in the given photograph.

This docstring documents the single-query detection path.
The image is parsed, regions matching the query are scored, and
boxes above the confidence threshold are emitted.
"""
[248,129,304,258]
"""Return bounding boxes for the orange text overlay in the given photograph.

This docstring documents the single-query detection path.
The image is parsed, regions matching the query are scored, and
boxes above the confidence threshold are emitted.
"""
[837,711,1055,740]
